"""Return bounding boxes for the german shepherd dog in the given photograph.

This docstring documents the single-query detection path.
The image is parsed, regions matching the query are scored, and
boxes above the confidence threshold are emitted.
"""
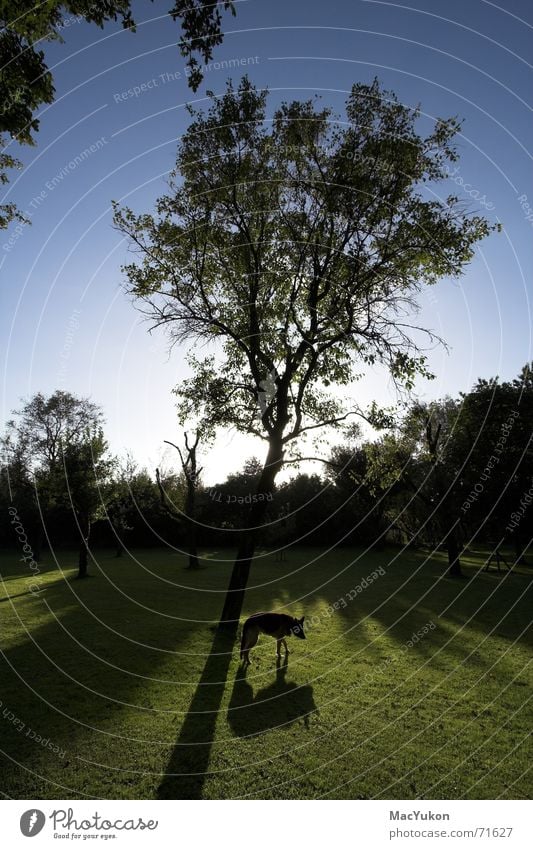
[240,612,306,664]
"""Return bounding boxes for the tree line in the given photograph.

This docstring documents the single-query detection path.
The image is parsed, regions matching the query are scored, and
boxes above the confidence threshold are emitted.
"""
[2,363,531,579]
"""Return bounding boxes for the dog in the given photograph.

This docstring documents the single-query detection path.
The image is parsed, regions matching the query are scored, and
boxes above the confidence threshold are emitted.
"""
[240,612,305,664]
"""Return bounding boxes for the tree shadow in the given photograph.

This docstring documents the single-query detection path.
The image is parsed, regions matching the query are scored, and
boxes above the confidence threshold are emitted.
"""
[0,560,206,798]
[0,590,39,603]
[157,624,238,800]
[227,655,318,738]
[309,549,533,653]
[0,557,59,581]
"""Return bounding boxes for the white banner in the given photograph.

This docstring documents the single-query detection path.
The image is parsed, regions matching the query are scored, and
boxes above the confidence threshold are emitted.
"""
[1,800,532,848]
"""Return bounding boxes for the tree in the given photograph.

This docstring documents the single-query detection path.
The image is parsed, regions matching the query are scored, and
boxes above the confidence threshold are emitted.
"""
[2,390,111,574]
[275,472,335,546]
[0,0,235,228]
[205,457,272,536]
[0,423,40,551]
[4,391,101,468]
[327,443,391,546]
[360,366,533,572]
[109,464,169,548]
[59,426,115,577]
[107,455,137,557]
[454,365,533,563]
[159,430,204,569]
[405,400,466,576]
[114,77,497,624]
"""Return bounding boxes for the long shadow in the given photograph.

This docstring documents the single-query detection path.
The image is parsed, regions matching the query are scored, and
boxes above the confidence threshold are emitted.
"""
[0,556,204,798]
[157,623,238,799]
[0,590,40,603]
[310,548,533,652]
[0,560,58,581]
[227,656,317,737]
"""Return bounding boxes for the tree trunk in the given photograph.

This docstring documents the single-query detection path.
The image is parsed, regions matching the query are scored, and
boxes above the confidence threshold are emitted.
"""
[186,547,200,569]
[447,529,462,578]
[218,436,284,627]
[185,484,200,569]
[78,515,90,578]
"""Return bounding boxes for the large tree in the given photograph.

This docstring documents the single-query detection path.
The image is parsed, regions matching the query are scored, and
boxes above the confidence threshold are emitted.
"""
[0,0,235,228]
[114,77,497,624]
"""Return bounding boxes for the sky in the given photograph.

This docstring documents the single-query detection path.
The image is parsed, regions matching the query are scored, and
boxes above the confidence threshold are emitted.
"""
[1,0,531,484]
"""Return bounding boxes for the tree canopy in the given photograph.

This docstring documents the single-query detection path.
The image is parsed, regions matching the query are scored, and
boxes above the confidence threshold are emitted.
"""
[115,77,495,456]
[1,390,113,575]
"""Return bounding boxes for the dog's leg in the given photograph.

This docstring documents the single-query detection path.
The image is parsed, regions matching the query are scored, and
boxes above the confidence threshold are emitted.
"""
[282,638,290,655]
[242,624,259,664]
[276,639,283,658]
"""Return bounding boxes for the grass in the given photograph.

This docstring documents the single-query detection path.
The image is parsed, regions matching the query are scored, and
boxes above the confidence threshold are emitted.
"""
[0,544,531,799]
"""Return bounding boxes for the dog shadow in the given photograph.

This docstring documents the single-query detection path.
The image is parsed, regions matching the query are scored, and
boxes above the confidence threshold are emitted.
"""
[227,655,317,737]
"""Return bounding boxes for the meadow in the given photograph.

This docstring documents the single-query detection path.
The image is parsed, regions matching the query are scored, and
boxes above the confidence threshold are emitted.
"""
[0,546,531,799]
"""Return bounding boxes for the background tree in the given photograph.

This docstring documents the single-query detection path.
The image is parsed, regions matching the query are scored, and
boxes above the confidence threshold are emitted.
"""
[154,464,193,562]
[0,0,235,228]
[107,455,137,557]
[58,425,115,577]
[403,399,466,576]
[107,464,173,549]
[276,473,336,546]
[0,423,40,552]
[357,366,533,571]
[1,390,110,572]
[204,457,264,530]
[454,365,533,563]
[326,443,391,547]
[161,430,205,569]
[115,76,496,624]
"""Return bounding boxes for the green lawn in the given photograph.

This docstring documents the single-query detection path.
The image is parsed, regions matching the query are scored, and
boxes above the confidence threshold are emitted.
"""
[0,545,531,799]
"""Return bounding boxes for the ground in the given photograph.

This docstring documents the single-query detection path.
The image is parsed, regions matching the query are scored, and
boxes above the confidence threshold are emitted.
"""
[0,546,531,799]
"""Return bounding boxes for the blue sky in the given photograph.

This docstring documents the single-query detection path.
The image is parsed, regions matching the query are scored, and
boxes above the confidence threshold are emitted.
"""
[1,0,531,482]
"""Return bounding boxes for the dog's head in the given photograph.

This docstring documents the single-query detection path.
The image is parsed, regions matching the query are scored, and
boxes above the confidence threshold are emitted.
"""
[291,616,306,639]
